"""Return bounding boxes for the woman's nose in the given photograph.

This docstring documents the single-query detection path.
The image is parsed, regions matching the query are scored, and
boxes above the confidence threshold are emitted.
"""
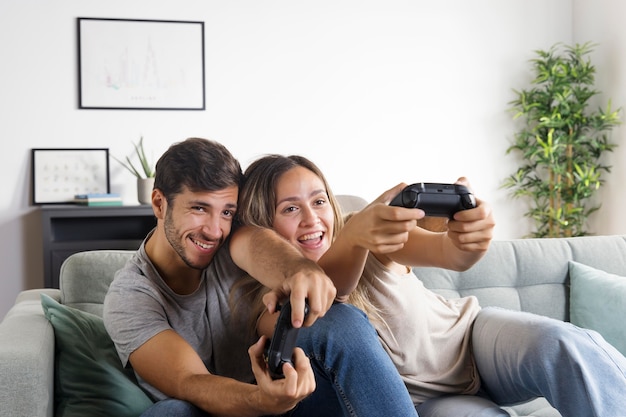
[300,206,319,226]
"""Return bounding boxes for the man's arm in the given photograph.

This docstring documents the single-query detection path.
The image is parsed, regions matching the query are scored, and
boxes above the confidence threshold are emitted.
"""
[129,329,314,417]
[229,226,336,327]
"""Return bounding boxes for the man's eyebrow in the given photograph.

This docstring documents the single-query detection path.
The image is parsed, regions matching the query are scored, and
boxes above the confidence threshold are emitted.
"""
[188,199,210,207]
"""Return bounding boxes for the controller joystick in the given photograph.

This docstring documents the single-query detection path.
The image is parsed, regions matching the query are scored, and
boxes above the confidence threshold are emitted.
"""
[263,300,309,379]
[390,182,476,218]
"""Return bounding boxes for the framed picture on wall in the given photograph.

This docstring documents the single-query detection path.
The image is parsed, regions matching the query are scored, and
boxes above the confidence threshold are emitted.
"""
[31,148,110,204]
[77,17,205,110]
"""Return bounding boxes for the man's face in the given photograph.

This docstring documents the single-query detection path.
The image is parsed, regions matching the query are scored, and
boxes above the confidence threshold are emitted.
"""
[163,185,239,270]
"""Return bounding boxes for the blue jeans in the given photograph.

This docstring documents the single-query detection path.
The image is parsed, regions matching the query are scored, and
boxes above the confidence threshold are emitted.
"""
[292,303,417,417]
[141,303,417,417]
[470,307,626,417]
[140,399,208,417]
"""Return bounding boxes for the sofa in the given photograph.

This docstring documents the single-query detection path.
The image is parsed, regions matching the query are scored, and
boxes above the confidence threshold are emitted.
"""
[1,196,625,417]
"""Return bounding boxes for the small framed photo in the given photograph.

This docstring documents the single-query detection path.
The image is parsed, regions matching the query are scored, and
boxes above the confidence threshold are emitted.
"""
[77,17,205,110]
[31,148,110,205]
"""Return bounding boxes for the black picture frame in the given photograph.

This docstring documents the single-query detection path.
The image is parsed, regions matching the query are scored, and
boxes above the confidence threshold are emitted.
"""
[31,148,110,205]
[77,17,205,110]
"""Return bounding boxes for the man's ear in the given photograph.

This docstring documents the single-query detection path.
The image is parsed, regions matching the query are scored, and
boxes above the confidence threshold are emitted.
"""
[151,188,167,219]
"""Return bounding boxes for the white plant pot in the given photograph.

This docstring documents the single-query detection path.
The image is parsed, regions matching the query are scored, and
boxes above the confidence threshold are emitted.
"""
[137,177,155,205]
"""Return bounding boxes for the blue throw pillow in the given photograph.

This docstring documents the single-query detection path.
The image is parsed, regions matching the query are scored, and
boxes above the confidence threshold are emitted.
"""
[569,261,626,356]
[41,293,153,417]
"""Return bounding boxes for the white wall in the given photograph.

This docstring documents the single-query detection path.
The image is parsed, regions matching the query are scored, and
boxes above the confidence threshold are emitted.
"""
[1,0,624,318]
[573,0,626,235]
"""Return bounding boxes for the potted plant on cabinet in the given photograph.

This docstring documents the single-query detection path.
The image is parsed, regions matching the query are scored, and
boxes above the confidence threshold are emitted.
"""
[503,41,621,238]
[112,137,156,205]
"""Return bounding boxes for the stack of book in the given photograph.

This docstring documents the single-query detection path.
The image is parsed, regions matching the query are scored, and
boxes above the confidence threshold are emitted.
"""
[74,193,123,206]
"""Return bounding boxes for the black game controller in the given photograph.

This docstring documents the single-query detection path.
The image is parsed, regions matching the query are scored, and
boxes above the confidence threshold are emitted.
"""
[264,300,309,379]
[389,182,476,218]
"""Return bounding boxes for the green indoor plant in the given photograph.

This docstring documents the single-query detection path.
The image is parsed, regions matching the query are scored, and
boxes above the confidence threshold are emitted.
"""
[112,137,155,204]
[503,41,621,238]
[112,136,155,179]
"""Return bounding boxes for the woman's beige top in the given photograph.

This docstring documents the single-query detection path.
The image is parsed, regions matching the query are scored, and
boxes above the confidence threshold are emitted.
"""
[362,254,482,404]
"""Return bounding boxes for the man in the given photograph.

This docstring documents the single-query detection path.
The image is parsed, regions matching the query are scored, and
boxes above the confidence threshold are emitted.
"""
[103,137,418,417]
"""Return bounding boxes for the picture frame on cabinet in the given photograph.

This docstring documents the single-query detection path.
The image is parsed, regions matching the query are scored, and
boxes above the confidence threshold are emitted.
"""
[31,148,110,205]
[77,17,205,110]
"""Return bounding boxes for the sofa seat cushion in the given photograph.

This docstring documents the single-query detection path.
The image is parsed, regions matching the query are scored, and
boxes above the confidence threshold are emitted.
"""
[41,293,153,417]
[569,261,626,356]
[502,397,561,416]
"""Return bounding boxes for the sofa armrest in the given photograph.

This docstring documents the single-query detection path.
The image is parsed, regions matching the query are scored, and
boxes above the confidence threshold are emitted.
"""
[0,289,60,417]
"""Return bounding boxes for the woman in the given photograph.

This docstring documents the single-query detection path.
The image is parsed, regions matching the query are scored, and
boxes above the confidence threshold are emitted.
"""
[235,154,626,417]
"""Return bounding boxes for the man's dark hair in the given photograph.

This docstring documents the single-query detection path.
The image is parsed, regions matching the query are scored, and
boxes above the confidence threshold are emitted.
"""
[154,137,243,204]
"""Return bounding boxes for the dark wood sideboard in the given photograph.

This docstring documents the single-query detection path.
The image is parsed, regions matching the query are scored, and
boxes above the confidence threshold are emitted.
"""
[40,205,156,288]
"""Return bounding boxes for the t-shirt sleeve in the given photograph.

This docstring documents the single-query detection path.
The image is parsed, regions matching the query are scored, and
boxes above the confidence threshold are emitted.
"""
[103,269,171,367]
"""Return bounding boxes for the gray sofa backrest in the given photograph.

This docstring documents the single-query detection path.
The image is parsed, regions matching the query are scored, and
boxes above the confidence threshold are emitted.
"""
[57,196,626,324]
[414,235,626,321]
[59,250,134,316]
[59,236,626,321]
[57,195,371,316]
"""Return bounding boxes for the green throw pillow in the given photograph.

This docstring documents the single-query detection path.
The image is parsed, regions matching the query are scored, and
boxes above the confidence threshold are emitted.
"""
[569,261,626,357]
[41,293,153,417]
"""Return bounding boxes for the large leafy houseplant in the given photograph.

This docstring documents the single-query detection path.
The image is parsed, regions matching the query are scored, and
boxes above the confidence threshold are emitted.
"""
[503,42,621,238]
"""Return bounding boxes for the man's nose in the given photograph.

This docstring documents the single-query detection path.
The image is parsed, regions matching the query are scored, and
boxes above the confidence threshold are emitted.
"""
[202,215,223,239]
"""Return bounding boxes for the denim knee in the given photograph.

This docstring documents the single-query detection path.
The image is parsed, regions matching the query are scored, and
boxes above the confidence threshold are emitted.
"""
[140,398,209,417]
[298,303,375,350]
[294,302,418,417]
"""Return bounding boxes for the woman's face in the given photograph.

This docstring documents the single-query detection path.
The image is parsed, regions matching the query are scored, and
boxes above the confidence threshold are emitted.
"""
[273,166,334,261]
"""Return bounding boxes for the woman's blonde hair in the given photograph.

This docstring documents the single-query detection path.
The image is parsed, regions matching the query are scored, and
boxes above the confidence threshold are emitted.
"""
[232,154,380,336]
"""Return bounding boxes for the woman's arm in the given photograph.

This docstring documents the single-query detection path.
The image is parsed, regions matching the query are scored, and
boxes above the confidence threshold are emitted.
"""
[319,180,495,298]
[387,195,495,271]
[319,183,424,297]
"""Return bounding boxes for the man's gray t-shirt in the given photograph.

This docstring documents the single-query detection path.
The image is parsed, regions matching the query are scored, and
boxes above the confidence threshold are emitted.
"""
[103,240,256,401]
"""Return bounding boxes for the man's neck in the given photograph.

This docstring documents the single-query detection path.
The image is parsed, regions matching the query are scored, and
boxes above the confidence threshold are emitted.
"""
[145,230,203,295]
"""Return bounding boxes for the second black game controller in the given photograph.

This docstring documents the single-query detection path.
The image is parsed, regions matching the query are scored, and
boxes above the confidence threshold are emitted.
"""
[264,300,309,379]
[389,182,476,218]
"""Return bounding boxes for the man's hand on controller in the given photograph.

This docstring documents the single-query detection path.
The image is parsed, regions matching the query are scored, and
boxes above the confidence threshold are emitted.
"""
[262,262,336,328]
[248,336,315,415]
